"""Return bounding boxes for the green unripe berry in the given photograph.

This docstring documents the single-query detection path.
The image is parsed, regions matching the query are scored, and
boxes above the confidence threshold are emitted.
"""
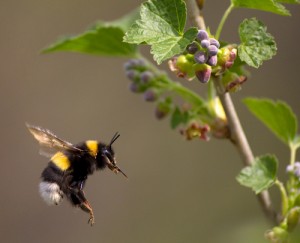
[287,207,300,232]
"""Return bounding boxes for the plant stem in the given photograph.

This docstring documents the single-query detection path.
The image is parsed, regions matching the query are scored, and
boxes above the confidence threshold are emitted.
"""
[275,179,289,216]
[215,3,234,39]
[213,77,278,223]
[186,0,206,30]
[290,144,296,167]
[188,0,279,224]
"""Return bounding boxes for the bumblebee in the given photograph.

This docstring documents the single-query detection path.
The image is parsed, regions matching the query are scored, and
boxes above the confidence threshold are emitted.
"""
[26,124,127,226]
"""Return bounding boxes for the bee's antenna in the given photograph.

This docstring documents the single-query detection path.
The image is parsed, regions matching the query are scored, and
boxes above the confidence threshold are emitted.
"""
[109,132,120,148]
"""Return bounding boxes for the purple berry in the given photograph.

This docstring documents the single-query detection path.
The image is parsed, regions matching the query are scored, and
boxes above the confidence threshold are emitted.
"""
[207,55,217,66]
[155,107,168,119]
[126,70,138,81]
[200,39,210,49]
[140,71,154,84]
[196,30,209,41]
[229,50,237,61]
[195,68,211,83]
[186,43,198,54]
[225,61,234,69]
[144,90,157,102]
[124,59,146,71]
[194,51,207,64]
[209,38,220,48]
[208,45,218,56]
[129,82,139,93]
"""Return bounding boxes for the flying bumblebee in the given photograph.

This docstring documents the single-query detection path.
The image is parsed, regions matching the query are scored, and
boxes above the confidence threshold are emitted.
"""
[26,124,127,226]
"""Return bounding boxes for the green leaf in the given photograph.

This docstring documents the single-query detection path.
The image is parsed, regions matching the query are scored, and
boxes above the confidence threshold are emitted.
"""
[124,0,197,64]
[236,155,278,194]
[42,9,140,57]
[244,98,298,145]
[231,0,290,16]
[171,107,189,129]
[42,25,137,57]
[277,0,300,4]
[238,18,277,68]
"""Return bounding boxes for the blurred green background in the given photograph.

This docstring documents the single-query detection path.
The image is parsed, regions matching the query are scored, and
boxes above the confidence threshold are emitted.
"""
[0,0,299,242]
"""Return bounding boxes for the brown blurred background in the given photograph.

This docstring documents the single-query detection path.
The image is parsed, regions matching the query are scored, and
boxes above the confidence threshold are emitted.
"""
[0,0,299,242]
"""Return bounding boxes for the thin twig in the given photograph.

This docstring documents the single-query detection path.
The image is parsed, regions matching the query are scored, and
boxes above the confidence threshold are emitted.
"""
[213,77,278,223]
[186,0,206,30]
[187,0,279,224]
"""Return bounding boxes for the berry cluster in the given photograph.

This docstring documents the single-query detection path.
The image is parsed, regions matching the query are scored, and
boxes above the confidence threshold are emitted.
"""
[190,30,220,67]
[169,30,222,83]
[124,59,172,119]
[125,59,157,101]
[169,30,238,84]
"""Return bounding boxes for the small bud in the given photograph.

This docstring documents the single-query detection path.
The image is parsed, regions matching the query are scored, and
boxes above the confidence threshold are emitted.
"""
[200,39,210,49]
[229,49,237,61]
[207,55,217,66]
[271,227,289,241]
[225,61,234,69]
[208,45,219,56]
[196,30,209,41]
[217,46,237,73]
[126,70,139,81]
[195,65,212,83]
[186,43,198,54]
[225,75,247,93]
[168,55,195,80]
[124,59,146,70]
[194,51,207,64]
[144,89,157,102]
[155,106,169,119]
[209,38,220,48]
[286,164,294,173]
[128,82,140,93]
[287,207,300,231]
[140,71,154,84]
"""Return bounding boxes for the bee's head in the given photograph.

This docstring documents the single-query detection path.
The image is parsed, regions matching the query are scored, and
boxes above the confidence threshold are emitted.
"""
[101,132,127,178]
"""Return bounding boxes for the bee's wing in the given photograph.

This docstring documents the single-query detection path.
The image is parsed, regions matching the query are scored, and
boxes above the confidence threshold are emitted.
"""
[26,124,84,158]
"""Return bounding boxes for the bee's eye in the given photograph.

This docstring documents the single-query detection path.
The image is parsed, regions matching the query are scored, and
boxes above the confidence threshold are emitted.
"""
[103,149,115,164]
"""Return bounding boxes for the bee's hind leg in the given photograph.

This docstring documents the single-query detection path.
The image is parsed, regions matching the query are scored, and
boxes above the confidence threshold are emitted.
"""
[79,199,95,226]
[68,186,95,226]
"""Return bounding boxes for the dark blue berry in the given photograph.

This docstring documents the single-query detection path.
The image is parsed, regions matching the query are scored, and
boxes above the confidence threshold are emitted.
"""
[126,70,138,81]
[186,43,198,54]
[207,55,217,66]
[140,71,154,84]
[195,68,211,83]
[208,45,218,56]
[200,39,210,49]
[124,59,146,70]
[196,30,209,41]
[129,82,140,93]
[209,38,220,48]
[144,90,157,102]
[194,51,207,64]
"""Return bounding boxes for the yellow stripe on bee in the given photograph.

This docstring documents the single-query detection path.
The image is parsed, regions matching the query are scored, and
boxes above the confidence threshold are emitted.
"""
[51,152,71,171]
[86,140,98,158]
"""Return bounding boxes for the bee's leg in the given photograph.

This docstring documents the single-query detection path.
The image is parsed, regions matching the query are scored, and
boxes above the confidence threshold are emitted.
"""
[68,187,95,226]
[79,199,95,226]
